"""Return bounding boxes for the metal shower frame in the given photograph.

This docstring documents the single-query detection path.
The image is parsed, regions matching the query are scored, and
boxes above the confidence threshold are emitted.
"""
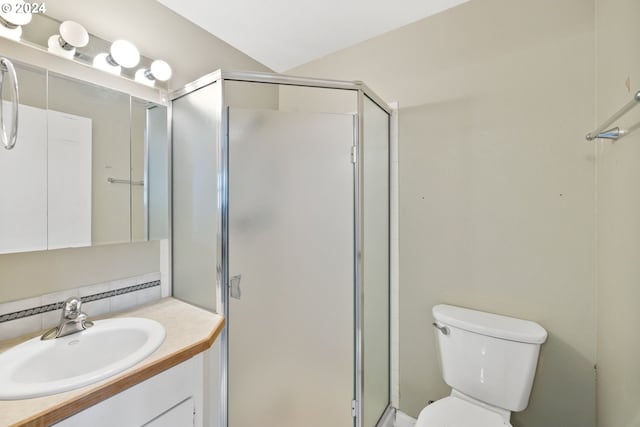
[169,69,392,427]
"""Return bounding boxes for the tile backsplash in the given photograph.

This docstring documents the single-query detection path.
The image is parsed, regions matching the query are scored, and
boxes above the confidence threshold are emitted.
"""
[0,272,162,341]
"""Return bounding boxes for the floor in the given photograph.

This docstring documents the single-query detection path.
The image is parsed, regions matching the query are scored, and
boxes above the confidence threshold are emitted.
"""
[394,410,417,427]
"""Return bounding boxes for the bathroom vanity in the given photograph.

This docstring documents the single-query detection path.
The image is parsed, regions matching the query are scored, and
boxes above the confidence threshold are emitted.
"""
[0,298,224,427]
[54,356,202,427]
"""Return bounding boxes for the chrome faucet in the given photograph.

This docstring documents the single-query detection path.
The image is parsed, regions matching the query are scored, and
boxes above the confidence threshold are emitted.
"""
[41,297,94,340]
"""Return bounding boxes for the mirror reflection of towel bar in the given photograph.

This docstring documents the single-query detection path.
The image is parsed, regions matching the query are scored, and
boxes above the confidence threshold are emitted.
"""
[107,177,144,186]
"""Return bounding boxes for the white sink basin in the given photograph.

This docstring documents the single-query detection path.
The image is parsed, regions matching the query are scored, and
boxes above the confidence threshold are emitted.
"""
[0,317,165,400]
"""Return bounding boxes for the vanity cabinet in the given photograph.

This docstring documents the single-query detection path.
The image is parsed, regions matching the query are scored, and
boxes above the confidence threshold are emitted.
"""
[54,354,204,427]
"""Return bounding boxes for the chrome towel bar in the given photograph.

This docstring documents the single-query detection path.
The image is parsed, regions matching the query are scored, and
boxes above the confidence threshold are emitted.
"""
[107,177,144,186]
[586,90,640,141]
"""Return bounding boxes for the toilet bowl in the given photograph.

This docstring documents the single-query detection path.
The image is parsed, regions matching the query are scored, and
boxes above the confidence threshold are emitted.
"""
[416,304,547,426]
[416,392,511,427]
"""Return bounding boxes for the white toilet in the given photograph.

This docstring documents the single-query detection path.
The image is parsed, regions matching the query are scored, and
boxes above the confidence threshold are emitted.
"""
[416,304,548,427]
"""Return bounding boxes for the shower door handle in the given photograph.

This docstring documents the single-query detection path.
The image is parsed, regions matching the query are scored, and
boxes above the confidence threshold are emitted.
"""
[230,274,242,299]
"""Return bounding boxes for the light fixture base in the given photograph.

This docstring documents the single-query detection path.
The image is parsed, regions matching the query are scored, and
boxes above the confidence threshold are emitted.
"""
[105,54,119,67]
[58,35,74,51]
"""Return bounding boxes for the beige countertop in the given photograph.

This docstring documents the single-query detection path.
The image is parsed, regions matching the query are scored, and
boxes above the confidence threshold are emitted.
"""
[0,297,224,427]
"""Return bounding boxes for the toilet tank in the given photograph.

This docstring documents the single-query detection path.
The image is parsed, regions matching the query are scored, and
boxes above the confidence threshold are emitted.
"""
[432,304,547,412]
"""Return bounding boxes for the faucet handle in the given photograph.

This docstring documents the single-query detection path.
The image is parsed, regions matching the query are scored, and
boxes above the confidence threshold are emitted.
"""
[61,297,83,320]
[42,297,92,340]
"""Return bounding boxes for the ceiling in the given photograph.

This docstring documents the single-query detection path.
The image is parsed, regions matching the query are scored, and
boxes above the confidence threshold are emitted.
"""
[157,0,470,72]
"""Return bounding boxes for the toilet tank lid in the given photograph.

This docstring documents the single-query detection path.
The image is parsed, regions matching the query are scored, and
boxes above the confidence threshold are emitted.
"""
[432,304,548,344]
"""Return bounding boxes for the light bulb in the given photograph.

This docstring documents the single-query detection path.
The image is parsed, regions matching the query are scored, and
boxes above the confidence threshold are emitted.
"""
[149,60,172,81]
[109,39,139,68]
[93,52,121,75]
[0,0,31,41]
[47,21,89,59]
[0,0,32,27]
[134,60,172,87]
[135,69,155,87]
[0,25,21,41]
[59,21,89,48]
[47,35,71,58]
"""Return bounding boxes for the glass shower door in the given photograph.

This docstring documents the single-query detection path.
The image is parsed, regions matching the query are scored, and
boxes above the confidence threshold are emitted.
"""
[361,96,391,426]
[228,108,355,427]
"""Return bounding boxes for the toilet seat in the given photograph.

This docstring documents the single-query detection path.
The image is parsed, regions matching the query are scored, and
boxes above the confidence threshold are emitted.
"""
[415,396,512,427]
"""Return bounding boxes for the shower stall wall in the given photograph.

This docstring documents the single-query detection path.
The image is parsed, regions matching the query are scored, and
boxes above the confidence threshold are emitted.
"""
[170,71,390,427]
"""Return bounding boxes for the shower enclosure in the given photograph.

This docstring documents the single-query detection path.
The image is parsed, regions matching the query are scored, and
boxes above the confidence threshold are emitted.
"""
[171,71,390,427]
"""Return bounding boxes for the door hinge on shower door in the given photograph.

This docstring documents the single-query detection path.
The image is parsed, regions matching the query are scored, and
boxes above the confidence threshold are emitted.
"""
[350,145,358,164]
[351,399,359,418]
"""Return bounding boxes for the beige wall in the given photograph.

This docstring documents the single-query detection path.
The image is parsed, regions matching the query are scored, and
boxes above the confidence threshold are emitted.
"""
[0,0,271,303]
[0,241,159,302]
[595,0,640,426]
[288,0,596,426]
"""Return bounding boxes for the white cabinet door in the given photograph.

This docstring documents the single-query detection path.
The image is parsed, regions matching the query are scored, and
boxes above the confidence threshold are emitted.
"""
[55,355,203,427]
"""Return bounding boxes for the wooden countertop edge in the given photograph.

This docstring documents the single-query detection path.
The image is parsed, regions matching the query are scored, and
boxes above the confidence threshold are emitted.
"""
[12,316,225,427]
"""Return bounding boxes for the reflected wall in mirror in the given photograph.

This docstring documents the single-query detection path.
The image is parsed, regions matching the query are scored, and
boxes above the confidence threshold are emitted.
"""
[49,72,130,246]
[0,59,168,255]
[131,98,169,242]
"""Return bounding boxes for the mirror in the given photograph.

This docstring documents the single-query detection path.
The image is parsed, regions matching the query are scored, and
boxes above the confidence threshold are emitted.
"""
[0,59,168,254]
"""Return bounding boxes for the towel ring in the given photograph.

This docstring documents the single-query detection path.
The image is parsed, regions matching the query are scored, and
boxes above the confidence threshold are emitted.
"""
[0,57,19,150]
